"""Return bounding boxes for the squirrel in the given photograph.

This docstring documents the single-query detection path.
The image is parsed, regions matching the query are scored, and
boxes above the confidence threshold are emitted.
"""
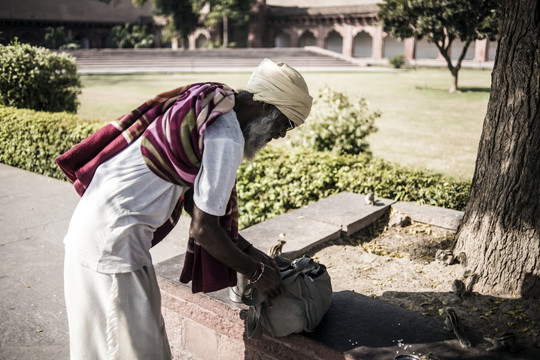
[485,332,518,352]
[444,307,472,348]
[268,239,286,257]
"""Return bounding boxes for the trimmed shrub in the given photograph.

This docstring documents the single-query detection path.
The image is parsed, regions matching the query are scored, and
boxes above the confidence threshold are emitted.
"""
[0,106,102,178]
[290,86,379,156]
[0,41,81,113]
[237,147,470,229]
[389,54,406,69]
[0,106,470,231]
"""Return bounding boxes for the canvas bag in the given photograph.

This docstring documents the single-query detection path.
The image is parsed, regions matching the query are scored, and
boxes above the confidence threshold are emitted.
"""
[241,255,332,339]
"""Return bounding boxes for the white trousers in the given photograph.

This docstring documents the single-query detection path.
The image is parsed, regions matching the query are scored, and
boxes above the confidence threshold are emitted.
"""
[64,254,171,360]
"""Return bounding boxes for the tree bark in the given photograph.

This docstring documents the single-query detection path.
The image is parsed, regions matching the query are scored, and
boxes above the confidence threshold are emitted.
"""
[454,0,539,298]
[223,15,229,47]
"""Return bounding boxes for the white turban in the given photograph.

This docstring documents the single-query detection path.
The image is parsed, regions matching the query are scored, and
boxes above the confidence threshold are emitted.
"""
[246,58,313,126]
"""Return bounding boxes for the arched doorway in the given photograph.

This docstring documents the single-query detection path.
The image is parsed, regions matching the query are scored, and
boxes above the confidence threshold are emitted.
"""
[325,30,342,54]
[298,30,316,47]
[383,36,403,58]
[275,32,291,48]
[353,31,372,57]
[415,38,439,59]
[195,33,209,48]
[451,39,475,60]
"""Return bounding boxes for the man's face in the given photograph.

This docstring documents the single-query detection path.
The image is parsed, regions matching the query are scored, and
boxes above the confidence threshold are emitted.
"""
[242,108,293,161]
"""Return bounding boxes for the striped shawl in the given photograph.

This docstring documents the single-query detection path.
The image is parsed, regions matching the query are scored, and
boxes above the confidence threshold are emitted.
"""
[56,82,239,293]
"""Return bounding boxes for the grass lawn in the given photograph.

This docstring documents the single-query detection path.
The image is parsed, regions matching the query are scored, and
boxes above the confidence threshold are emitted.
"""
[78,68,492,181]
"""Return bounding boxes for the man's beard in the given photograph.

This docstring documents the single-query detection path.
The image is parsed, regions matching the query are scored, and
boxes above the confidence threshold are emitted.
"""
[242,110,279,161]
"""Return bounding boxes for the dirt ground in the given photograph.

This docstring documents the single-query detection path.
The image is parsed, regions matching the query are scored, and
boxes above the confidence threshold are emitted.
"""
[306,209,540,356]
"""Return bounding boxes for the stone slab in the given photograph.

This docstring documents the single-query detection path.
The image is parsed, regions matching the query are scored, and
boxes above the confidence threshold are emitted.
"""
[240,213,342,259]
[392,202,464,231]
[290,192,395,235]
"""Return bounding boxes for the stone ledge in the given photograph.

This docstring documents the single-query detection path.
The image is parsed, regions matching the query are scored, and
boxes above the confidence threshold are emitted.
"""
[240,192,394,258]
[155,193,492,359]
[391,202,464,231]
[156,255,495,360]
[156,254,343,360]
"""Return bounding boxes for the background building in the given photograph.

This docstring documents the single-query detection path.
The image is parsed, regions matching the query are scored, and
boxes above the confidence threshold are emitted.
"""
[0,0,496,63]
[0,0,155,48]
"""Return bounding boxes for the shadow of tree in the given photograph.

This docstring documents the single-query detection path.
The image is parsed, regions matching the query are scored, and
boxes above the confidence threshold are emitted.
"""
[301,215,539,359]
[303,289,539,359]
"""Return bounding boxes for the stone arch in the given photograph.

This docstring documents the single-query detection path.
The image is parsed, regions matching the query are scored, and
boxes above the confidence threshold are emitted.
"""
[298,30,316,47]
[275,32,291,47]
[451,39,475,60]
[189,28,211,49]
[325,30,343,53]
[383,36,403,58]
[353,31,372,57]
[415,38,439,59]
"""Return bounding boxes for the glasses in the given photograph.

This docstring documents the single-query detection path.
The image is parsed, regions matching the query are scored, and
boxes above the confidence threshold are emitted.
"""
[286,118,295,132]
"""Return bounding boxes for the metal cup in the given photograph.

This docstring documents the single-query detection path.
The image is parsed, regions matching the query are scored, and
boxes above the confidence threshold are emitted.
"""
[229,273,248,303]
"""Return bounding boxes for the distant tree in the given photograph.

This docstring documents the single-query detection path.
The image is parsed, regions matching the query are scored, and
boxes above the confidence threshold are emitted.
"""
[106,23,155,48]
[378,0,499,92]
[454,0,539,297]
[194,0,255,47]
[44,27,67,49]
[133,0,255,47]
[133,0,198,47]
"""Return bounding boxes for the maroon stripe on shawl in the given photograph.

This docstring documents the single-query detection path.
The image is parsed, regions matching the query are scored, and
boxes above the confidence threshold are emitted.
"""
[56,82,240,294]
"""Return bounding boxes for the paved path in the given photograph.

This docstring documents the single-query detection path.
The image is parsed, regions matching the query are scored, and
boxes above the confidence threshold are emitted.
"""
[0,163,189,359]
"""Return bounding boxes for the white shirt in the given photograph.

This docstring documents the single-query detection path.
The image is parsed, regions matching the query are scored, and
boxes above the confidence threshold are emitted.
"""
[64,110,244,273]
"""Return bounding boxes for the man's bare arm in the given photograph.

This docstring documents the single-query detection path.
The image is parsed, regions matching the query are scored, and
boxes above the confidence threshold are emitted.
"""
[189,204,284,299]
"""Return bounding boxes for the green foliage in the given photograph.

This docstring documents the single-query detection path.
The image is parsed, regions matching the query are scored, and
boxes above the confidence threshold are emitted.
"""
[132,0,255,44]
[237,147,470,229]
[290,86,379,155]
[0,106,102,179]
[378,0,499,90]
[0,84,470,232]
[0,41,81,113]
[389,54,406,69]
[106,23,155,48]
[133,0,198,44]
[196,0,255,27]
[44,27,67,49]
[378,0,499,44]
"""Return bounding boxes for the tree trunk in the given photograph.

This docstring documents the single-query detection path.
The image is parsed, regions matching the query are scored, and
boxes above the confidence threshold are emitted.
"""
[223,15,229,47]
[450,68,458,93]
[454,0,539,298]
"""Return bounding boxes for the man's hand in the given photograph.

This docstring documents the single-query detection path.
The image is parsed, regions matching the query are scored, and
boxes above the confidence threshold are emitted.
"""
[190,205,284,302]
[251,263,285,303]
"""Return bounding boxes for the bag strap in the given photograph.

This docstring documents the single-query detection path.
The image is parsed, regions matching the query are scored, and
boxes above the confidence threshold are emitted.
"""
[245,302,264,339]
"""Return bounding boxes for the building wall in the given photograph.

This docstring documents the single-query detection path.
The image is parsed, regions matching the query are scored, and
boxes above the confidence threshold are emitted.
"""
[0,0,155,48]
[257,0,493,63]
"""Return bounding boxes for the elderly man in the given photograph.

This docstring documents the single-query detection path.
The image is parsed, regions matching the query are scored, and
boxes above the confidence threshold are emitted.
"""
[56,59,312,359]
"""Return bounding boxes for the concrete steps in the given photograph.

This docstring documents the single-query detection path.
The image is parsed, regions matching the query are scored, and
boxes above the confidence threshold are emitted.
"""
[62,48,362,73]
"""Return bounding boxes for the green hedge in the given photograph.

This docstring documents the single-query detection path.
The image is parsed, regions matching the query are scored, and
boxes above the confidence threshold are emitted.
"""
[0,42,81,113]
[237,147,470,229]
[0,106,102,178]
[0,106,470,230]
